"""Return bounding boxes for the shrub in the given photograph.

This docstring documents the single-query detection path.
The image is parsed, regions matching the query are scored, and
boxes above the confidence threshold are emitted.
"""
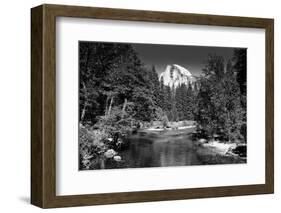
[79,125,108,169]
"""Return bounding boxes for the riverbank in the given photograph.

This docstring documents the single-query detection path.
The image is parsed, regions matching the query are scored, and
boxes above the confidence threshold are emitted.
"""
[137,126,196,138]
[196,140,247,158]
[146,125,196,131]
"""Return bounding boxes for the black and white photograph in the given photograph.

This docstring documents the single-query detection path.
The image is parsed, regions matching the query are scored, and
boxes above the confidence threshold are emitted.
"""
[79,41,247,170]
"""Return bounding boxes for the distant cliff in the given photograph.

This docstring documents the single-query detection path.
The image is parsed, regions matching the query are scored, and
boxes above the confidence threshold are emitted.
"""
[159,64,196,89]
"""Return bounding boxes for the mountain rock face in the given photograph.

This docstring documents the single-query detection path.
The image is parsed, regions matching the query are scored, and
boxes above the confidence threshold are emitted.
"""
[159,64,195,89]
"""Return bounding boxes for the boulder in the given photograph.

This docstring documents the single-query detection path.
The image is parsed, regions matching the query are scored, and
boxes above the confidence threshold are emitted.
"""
[104,149,117,158]
[198,138,207,144]
[113,155,122,162]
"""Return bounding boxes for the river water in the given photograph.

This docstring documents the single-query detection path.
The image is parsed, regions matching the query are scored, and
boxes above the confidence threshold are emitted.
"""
[120,133,202,168]
[99,129,246,169]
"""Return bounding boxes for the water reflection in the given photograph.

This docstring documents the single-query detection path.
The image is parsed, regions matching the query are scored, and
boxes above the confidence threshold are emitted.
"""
[119,133,202,168]
[99,132,246,170]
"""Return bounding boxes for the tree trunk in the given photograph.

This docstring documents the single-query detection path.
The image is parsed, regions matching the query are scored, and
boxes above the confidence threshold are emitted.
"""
[108,96,114,116]
[80,47,91,123]
[121,98,128,118]
[105,96,109,115]
[80,82,87,122]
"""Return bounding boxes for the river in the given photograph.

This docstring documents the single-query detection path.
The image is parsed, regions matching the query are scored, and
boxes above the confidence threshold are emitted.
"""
[96,129,246,169]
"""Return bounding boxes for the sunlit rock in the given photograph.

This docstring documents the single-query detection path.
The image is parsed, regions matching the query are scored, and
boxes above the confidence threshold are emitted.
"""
[113,155,122,162]
[104,149,117,158]
[198,138,207,144]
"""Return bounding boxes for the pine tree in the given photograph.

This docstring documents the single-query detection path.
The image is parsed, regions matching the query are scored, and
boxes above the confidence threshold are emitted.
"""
[233,49,247,96]
[159,76,165,110]
[175,85,184,120]
[195,54,246,142]
[185,82,194,120]
[232,49,247,140]
[163,85,172,120]
[149,66,162,108]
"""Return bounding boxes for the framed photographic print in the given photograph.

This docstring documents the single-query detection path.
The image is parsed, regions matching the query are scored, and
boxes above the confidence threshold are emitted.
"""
[31,4,274,208]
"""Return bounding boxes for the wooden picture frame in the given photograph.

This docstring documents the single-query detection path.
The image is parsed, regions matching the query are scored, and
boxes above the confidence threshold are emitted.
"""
[31,4,274,208]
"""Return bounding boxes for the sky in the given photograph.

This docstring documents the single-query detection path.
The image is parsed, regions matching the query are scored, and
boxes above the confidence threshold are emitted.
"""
[132,43,239,77]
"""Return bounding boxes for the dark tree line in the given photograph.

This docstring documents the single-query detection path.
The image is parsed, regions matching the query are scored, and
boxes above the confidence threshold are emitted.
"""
[158,80,198,122]
[80,42,160,124]
[194,52,247,142]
